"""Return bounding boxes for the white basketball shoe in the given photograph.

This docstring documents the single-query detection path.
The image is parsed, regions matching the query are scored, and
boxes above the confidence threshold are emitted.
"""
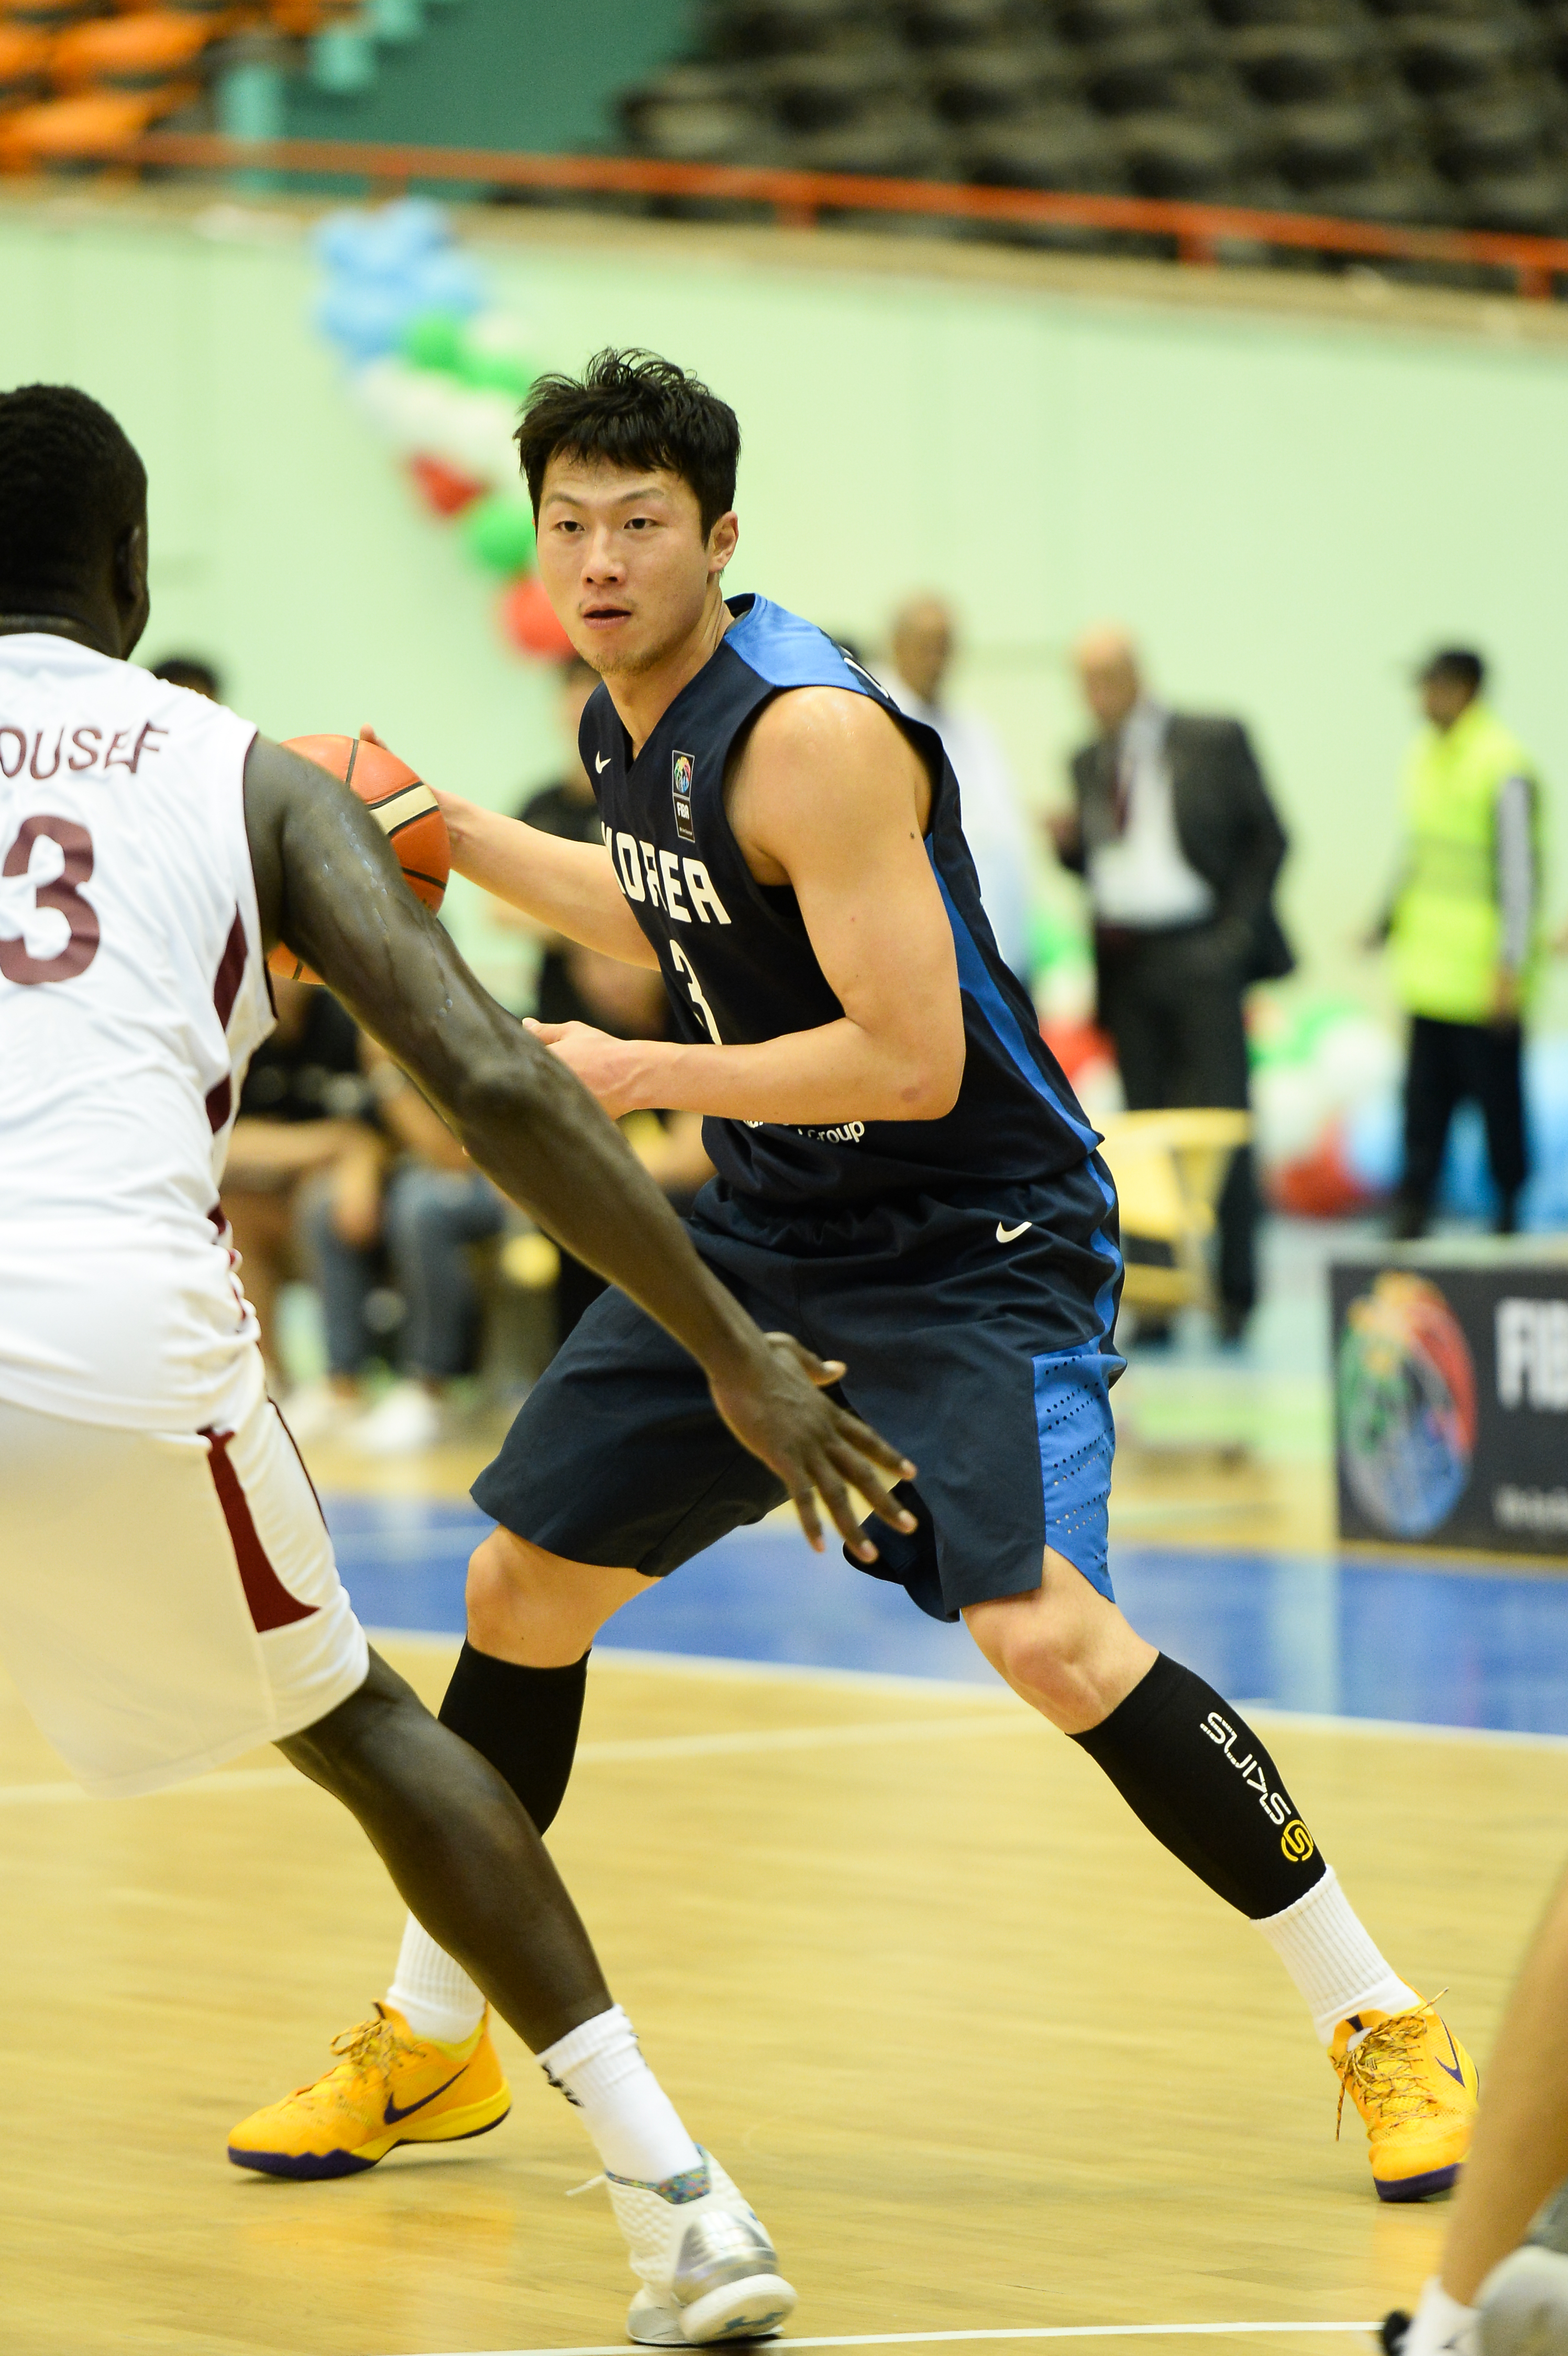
[604,2150,796,2346]
[1479,2248,1568,2356]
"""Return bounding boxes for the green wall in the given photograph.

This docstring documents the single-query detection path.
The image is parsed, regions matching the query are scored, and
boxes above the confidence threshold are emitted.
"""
[2,194,1566,1017]
[284,0,692,152]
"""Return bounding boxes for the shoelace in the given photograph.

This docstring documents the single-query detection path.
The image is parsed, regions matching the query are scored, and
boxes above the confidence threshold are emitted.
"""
[317,2010,419,2089]
[1333,1994,1450,2141]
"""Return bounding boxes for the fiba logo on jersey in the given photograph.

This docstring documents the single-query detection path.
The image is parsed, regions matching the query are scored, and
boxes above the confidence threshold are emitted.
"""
[672,750,696,844]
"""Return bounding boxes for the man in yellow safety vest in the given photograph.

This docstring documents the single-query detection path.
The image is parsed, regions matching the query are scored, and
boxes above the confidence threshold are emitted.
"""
[1381,648,1541,1241]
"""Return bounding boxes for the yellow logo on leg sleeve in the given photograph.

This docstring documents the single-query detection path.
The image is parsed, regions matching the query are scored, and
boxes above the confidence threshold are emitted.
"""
[1281,1819,1316,1863]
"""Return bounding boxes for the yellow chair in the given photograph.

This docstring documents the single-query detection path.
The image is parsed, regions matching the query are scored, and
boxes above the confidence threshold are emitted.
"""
[1096,1107,1251,1319]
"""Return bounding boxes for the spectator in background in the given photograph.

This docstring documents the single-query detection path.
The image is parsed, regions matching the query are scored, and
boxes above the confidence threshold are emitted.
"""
[150,654,222,700]
[343,1047,509,1455]
[881,593,1035,983]
[1376,648,1541,1241]
[514,656,605,1024]
[1052,626,1293,1343]
[222,978,383,1405]
[495,656,715,1346]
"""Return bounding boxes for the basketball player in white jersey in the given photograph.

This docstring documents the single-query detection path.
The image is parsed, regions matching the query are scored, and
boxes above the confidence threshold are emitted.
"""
[0,383,915,2344]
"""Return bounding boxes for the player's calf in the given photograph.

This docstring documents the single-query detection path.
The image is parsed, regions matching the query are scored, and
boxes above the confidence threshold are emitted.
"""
[968,1583,1476,2201]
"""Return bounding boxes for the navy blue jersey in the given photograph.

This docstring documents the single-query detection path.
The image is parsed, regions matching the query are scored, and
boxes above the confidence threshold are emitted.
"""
[581,592,1099,1208]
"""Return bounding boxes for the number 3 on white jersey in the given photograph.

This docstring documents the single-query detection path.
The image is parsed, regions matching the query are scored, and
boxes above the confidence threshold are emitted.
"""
[669,940,722,1045]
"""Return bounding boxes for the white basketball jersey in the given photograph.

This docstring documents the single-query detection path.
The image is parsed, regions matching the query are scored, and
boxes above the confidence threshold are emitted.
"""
[0,635,273,1429]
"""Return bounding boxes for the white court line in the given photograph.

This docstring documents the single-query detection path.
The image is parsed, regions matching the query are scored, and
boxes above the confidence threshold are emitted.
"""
[0,1763,303,1807]
[0,1712,1031,1809]
[394,2325,1378,2355]
[570,1714,1030,1766]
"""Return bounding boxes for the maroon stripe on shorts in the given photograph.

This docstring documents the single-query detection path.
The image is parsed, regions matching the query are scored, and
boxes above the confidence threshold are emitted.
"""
[202,1425,317,1633]
[270,1398,328,1524]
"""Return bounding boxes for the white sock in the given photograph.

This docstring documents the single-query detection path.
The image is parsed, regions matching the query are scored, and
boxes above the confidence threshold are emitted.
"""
[1404,2276,1479,2356]
[1252,1868,1421,2045]
[538,2004,703,2186]
[387,1914,487,2046]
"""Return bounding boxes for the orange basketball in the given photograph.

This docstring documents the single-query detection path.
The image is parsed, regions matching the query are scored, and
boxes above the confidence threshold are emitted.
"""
[269,734,449,984]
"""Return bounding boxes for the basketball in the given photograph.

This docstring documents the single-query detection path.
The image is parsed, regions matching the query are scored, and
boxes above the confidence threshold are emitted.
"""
[267,733,450,983]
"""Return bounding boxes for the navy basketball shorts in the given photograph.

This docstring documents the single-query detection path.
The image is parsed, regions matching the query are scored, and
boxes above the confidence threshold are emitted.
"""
[472,1154,1125,1624]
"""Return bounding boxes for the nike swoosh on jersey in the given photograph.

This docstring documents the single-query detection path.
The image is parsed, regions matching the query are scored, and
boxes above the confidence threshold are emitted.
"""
[383,2067,466,2126]
[594,753,610,773]
[996,1220,1033,1243]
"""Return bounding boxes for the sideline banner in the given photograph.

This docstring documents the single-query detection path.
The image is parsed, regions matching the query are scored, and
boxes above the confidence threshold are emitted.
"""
[1332,1252,1568,1556]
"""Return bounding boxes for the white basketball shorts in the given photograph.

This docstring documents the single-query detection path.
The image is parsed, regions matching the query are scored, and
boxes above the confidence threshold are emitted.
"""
[0,1362,369,1797]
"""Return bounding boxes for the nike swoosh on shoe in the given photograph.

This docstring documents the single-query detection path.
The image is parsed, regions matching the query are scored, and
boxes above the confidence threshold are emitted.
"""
[383,2067,466,2126]
[1436,2025,1466,2086]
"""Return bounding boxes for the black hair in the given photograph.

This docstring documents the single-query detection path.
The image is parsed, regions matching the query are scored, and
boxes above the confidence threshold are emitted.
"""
[515,349,739,538]
[151,654,222,699]
[1423,647,1485,695]
[0,383,147,606]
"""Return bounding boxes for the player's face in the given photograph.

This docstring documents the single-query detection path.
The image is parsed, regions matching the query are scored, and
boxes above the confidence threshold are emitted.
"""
[535,458,737,678]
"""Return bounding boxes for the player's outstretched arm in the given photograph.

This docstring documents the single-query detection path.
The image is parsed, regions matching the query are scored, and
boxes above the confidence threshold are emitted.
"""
[243,736,914,1555]
[434,787,658,967]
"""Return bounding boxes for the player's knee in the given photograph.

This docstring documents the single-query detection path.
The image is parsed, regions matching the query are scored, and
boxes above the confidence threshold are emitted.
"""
[465,1531,529,1647]
[966,1589,1090,1710]
[463,1528,591,1659]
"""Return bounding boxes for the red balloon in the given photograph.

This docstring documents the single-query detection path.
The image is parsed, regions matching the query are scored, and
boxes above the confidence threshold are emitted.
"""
[407,452,483,517]
[499,573,574,660]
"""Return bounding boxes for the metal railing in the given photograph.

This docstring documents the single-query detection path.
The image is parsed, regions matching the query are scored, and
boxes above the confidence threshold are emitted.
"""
[125,129,1568,300]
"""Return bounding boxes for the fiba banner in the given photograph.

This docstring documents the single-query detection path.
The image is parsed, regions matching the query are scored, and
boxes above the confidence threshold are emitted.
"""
[1332,1256,1568,1555]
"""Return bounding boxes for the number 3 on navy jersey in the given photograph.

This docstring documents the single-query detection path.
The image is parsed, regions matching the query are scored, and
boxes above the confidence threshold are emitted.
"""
[0,813,100,985]
[669,940,722,1044]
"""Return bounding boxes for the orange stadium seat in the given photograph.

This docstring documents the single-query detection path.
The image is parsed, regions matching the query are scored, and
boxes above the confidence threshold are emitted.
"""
[0,87,158,167]
[0,0,93,30]
[53,10,215,94]
[266,0,360,29]
[0,23,49,105]
[109,0,234,18]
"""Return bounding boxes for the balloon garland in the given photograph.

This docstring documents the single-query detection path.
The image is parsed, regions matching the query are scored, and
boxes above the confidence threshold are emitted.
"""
[313,196,573,662]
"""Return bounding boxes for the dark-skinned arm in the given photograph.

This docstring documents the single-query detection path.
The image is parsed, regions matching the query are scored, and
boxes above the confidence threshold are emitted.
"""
[242,736,915,1557]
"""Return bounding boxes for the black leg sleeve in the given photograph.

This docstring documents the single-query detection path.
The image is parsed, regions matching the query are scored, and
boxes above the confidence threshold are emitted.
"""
[438,1642,589,1836]
[1072,1653,1328,1919]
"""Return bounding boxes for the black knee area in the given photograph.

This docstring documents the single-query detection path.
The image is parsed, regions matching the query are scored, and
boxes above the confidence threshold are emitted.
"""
[438,1641,589,1836]
[1072,1652,1327,1919]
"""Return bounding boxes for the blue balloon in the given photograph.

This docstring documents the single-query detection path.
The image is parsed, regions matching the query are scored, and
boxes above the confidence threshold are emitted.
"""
[404,249,485,318]
[314,278,417,362]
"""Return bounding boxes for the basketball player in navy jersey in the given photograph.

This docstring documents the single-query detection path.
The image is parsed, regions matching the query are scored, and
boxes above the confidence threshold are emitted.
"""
[242,351,1474,2206]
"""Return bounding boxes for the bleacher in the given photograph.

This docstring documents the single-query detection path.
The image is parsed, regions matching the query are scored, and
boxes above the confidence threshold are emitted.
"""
[0,0,353,168]
[613,0,1568,238]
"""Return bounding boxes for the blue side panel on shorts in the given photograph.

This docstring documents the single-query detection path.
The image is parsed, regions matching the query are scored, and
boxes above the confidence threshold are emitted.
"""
[930,855,1126,1346]
[1033,1342,1117,1602]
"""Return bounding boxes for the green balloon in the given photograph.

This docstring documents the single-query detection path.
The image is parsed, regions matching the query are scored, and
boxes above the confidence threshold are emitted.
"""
[401,308,470,376]
[461,492,536,577]
[456,345,536,399]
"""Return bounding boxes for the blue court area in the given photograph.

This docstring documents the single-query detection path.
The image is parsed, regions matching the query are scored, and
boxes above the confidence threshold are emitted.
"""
[323,1493,1568,1738]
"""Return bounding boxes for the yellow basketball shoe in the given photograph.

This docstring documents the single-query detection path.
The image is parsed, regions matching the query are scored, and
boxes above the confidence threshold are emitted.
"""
[1330,1994,1478,2203]
[228,2002,510,2179]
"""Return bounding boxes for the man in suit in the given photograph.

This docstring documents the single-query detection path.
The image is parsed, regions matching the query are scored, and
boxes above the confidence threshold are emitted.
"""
[1051,625,1293,1342]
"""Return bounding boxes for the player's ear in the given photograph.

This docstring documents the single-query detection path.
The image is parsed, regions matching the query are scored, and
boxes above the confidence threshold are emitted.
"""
[114,517,150,658]
[708,509,739,579]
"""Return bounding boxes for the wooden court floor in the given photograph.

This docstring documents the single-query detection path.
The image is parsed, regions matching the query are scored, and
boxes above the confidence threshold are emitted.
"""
[1,1637,1558,2356]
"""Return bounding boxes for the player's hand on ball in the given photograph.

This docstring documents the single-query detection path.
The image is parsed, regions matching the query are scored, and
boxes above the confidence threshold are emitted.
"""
[708,1331,918,1562]
[525,1018,648,1119]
